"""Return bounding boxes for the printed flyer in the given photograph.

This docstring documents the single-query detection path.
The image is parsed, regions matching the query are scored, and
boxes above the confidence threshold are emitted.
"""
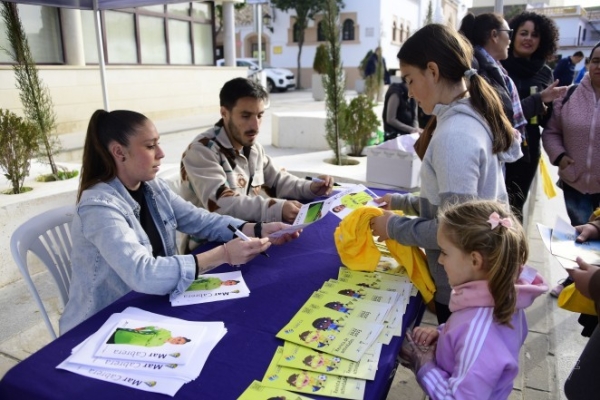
[237,380,315,400]
[319,280,398,305]
[278,341,380,380]
[276,305,383,362]
[170,271,250,306]
[302,291,391,324]
[549,215,600,265]
[261,347,366,399]
[269,184,385,238]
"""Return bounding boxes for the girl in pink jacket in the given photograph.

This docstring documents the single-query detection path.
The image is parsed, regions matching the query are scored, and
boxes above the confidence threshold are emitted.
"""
[400,200,548,399]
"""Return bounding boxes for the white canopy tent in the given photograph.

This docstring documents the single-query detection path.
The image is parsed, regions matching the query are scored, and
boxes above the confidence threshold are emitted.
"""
[2,0,221,110]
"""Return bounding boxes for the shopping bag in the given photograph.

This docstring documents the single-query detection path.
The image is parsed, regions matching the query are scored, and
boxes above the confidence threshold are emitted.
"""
[539,157,557,199]
[557,283,597,316]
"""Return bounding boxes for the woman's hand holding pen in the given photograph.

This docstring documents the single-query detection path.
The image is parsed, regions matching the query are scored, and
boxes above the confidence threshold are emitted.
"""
[223,237,271,266]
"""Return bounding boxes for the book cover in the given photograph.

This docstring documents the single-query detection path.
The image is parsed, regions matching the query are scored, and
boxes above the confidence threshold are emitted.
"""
[337,267,413,297]
[373,241,410,276]
[238,380,314,400]
[550,215,600,265]
[170,271,250,306]
[302,291,391,324]
[94,318,206,364]
[319,280,398,305]
[261,347,366,399]
[278,342,379,380]
[276,306,383,362]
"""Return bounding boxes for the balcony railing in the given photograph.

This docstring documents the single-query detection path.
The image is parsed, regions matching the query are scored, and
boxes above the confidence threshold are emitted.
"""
[534,6,586,17]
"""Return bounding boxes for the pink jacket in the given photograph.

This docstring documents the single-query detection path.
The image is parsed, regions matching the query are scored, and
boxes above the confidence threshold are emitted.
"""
[416,267,548,399]
[542,74,600,194]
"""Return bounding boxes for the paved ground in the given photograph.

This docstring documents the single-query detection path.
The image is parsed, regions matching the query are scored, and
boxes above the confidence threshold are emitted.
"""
[0,89,587,399]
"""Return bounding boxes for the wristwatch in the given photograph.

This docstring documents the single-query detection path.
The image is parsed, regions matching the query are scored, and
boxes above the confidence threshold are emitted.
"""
[254,222,263,238]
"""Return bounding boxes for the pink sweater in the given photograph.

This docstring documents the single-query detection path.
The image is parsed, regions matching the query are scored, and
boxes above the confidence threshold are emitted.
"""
[542,74,600,194]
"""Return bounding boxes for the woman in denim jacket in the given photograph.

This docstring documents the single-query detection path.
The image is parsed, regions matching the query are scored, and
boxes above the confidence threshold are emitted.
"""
[60,110,297,334]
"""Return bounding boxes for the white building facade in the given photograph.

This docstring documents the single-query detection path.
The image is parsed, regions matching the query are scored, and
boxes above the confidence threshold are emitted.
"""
[228,0,467,89]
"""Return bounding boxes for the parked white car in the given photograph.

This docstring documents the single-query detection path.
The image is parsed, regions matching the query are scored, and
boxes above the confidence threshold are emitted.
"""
[216,58,296,93]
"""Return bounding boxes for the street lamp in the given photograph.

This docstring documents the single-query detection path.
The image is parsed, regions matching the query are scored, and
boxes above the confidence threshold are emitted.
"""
[263,12,273,33]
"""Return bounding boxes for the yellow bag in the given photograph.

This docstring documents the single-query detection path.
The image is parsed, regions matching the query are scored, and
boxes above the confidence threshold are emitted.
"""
[539,157,557,199]
[557,283,597,316]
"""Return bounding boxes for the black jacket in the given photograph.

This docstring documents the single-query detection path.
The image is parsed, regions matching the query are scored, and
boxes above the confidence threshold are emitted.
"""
[472,47,514,124]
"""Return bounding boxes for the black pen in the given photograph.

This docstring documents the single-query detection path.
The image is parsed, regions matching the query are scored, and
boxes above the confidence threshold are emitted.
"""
[227,224,269,258]
[305,176,341,186]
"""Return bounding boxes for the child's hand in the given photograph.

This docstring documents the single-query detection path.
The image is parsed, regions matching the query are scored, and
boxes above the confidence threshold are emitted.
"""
[411,326,439,346]
[374,194,393,210]
[370,212,393,242]
[400,329,437,373]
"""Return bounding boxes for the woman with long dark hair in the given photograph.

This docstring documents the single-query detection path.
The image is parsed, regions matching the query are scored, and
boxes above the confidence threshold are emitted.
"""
[60,110,296,334]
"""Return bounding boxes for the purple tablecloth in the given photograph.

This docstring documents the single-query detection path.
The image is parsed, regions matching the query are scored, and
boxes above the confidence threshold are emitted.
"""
[0,190,424,400]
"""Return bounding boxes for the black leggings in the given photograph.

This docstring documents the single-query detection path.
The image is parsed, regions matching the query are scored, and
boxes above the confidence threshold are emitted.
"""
[505,131,541,223]
[565,324,600,399]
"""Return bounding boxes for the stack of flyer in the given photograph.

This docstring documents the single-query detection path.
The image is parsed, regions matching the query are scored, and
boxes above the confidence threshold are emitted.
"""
[170,271,250,306]
[57,307,226,396]
[242,268,414,399]
[269,184,383,238]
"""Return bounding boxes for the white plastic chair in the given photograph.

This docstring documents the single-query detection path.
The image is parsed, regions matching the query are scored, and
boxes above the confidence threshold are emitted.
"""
[10,205,76,339]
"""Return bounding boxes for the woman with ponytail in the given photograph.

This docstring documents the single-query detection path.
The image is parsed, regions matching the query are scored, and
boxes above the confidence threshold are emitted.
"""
[371,24,522,324]
[60,110,297,334]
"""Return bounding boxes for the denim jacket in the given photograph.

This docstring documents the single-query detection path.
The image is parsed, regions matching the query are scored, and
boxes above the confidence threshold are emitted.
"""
[59,177,243,334]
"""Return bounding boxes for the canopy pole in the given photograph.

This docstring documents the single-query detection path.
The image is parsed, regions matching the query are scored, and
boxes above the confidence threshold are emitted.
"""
[93,0,109,111]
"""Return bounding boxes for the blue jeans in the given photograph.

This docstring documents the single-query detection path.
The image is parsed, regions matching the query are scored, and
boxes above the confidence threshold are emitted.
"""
[562,182,600,226]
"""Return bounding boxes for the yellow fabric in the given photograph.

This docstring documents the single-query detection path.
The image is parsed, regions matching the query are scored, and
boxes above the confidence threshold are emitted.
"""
[539,157,557,199]
[557,283,597,316]
[334,206,436,303]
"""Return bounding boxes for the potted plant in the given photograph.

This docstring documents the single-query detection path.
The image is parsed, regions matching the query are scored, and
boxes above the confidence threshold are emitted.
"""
[341,95,379,157]
[312,43,328,101]
[0,109,40,194]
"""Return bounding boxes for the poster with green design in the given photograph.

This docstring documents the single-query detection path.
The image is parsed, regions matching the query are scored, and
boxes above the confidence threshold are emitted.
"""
[237,380,314,400]
[278,341,381,380]
[261,347,366,399]
[276,305,383,362]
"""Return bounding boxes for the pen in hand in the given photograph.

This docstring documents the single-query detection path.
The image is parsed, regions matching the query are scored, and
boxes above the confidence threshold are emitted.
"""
[305,176,341,186]
[227,224,269,258]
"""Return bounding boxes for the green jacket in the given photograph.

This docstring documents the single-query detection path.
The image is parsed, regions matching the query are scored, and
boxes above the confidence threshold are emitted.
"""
[113,326,171,347]
[187,277,222,291]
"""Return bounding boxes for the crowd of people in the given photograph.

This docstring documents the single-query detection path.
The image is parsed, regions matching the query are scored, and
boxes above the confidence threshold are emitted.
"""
[52,8,600,399]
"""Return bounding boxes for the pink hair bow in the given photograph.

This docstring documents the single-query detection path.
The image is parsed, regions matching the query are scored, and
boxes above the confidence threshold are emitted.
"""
[487,212,512,230]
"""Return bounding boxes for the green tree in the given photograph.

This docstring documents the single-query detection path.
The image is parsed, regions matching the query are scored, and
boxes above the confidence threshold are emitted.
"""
[0,109,40,194]
[424,0,433,25]
[341,95,379,157]
[321,0,346,165]
[271,0,344,89]
[1,2,60,176]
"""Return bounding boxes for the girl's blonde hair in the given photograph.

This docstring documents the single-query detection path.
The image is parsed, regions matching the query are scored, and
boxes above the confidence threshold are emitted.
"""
[438,200,528,326]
